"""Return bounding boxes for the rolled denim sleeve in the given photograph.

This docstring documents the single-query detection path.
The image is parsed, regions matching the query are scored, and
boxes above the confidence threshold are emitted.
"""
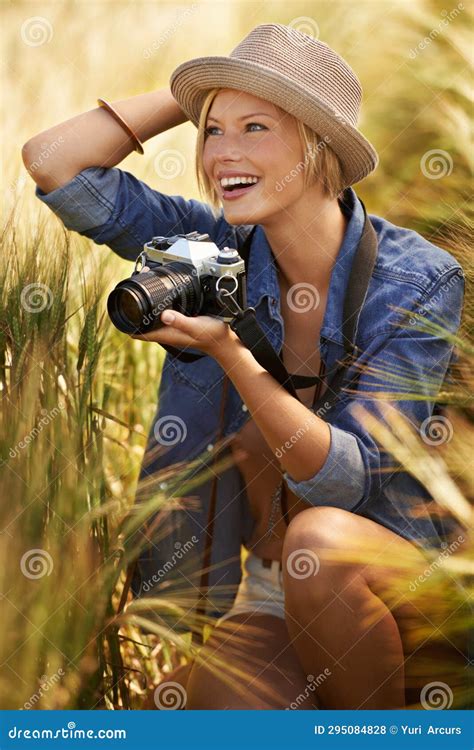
[283,423,366,507]
[283,266,465,511]
[35,166,219,261]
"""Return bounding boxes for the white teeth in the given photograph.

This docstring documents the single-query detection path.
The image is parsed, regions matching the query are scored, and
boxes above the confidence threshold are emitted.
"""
[219,175,259,188]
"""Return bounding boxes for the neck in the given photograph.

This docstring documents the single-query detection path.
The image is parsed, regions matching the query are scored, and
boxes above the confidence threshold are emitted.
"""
[261,188,348,291]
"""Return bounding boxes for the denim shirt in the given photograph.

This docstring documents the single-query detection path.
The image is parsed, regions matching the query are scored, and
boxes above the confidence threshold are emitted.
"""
[35,167,465,622]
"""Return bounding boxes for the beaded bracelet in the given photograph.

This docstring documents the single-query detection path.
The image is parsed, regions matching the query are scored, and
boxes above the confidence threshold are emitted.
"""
[97,98,144,155]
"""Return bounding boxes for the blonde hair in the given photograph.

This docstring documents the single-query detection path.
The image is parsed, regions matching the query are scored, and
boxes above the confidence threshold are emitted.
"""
[195,88,345,215]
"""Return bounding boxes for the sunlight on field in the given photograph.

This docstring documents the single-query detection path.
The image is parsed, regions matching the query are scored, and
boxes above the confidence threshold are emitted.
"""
[1,0,472,710]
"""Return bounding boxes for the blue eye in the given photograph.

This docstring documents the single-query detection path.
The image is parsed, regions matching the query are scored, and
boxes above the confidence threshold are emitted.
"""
[204,122,267,136]
[246,122,266,132]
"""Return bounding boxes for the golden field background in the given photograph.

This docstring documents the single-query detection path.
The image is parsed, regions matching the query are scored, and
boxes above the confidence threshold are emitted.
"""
[0,0,472,710]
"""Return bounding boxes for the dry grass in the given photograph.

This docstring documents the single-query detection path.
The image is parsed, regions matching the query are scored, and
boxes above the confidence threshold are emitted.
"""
[1,0,472,709]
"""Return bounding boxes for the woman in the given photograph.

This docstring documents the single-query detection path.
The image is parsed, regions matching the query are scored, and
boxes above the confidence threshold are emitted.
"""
[23,24,465,709]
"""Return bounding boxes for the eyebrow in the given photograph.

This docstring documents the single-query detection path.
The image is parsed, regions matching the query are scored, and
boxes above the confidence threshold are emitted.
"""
[206,112,276,123]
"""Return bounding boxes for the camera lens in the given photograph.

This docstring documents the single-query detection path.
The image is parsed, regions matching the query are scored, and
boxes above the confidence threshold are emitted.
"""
[116,288,144,328]
[107,262,201,334]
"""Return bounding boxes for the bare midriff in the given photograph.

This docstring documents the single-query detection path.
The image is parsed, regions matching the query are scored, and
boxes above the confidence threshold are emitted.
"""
[229,295,328,562]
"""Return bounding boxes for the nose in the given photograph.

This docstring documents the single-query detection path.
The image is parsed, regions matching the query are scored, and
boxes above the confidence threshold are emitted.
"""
[208,130,244,163]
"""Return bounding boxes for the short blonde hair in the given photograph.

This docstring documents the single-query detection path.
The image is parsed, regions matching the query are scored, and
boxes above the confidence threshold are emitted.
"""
[195,88,345,215]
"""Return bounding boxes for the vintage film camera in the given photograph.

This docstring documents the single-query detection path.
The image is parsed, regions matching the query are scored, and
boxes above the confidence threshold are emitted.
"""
[107,231,247,334]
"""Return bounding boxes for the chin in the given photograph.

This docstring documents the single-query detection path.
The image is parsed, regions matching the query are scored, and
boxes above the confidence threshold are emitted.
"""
[223,205,268,226]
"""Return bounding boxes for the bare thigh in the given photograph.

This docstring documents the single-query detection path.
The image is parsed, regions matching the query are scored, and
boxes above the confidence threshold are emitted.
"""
[185,613,318,709]
[283,507,470,706]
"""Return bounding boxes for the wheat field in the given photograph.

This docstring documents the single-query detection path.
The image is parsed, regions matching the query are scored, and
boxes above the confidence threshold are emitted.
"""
[1,0,472,710]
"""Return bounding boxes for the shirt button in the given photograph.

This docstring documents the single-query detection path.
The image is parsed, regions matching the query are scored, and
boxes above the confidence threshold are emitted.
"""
[159,481,168,490]
[241,404,248,412]
[206,443,214,451]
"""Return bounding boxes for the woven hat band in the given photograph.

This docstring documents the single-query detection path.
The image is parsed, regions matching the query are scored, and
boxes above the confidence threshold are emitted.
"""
[229,24,362,127]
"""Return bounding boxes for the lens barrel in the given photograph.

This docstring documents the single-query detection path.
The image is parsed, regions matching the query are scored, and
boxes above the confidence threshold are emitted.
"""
[107,262,202,334]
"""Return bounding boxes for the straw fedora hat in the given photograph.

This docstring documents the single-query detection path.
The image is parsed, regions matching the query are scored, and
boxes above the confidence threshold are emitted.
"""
[170,23,378,188]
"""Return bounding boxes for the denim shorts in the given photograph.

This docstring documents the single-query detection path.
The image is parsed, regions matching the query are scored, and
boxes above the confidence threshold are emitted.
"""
[216,551,286,624]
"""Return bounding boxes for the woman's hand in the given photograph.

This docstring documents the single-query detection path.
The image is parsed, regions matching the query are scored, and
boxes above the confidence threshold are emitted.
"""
[130,309,240,360]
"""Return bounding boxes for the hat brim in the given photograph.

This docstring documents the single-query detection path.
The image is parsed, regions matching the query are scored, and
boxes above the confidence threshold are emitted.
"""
[170,56,378,188]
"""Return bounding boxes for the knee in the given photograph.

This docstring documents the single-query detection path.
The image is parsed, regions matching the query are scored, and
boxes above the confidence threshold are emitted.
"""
[282,507,360,604]
[283,506,354,555]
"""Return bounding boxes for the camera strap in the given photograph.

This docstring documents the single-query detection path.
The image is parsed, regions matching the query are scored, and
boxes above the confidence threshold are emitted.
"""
[163,196,378,411]
[195,196,378,633]
[225,195,378,409]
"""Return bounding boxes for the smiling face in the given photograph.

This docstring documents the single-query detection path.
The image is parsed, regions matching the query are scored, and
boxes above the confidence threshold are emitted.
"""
[201,89,317,226]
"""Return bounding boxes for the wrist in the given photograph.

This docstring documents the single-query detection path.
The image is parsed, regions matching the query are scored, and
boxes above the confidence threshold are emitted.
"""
[112,89,187,144]
[212,328,247,368]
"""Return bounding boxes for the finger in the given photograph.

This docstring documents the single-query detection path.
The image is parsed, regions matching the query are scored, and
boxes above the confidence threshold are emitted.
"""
[161,310,202,336]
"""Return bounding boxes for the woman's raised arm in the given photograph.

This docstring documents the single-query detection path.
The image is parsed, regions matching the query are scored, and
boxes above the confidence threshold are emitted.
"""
[21,88,188,194]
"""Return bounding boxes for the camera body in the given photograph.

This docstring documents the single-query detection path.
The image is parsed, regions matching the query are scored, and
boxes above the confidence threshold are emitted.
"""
[107,231,247,334]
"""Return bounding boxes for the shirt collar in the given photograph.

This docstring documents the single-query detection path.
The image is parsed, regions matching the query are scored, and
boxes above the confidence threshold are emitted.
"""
[245,187,366,345]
